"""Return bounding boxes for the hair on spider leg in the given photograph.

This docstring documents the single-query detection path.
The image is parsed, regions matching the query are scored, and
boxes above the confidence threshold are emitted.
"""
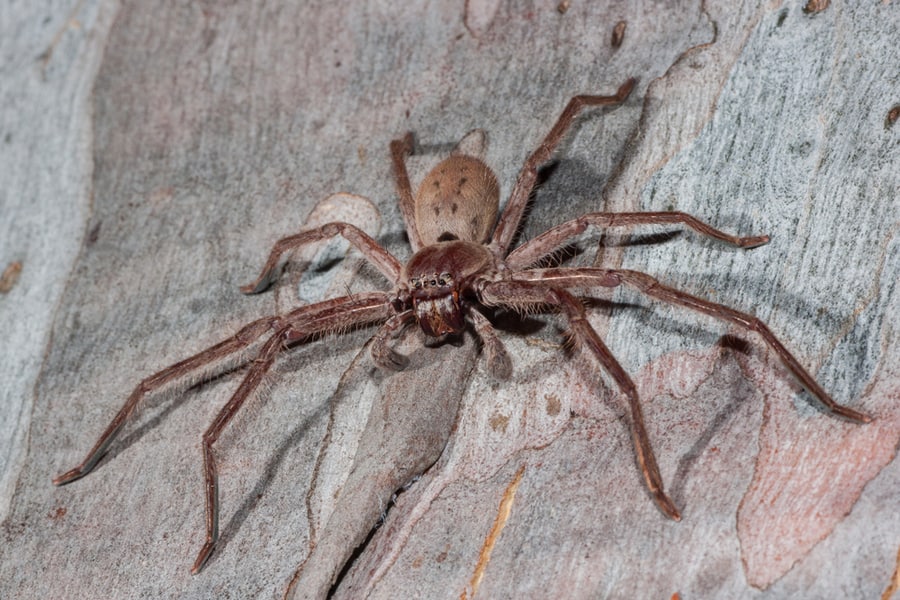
[71,336,276,480]
[554,297,611,353]
[540,242,584,268]
[558,324,581,356]
[608,229,684,249]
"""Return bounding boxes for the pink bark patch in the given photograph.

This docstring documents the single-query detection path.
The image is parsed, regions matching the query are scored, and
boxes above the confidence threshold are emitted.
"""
[736,352,900,588]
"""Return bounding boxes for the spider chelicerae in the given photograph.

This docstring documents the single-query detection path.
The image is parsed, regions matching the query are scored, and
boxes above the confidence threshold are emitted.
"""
[53,78,869,577]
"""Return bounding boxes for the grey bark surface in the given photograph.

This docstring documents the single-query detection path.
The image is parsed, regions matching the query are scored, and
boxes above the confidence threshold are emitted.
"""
[1,1,898,599]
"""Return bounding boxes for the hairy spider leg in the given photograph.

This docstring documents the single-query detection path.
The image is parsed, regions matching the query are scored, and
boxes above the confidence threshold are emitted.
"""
[369,310,416,371]
[240,221,402,295]
[505,211,770,271]
[191,291,395,573]
[465,306,513,380]
[52,315,283,486]
[512,268,871,423]
[390,132,426,252]
[477,280,680,519]
[489,78,637,256]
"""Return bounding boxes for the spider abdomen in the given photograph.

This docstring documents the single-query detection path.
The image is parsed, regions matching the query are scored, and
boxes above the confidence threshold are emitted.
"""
[414,154,499,244]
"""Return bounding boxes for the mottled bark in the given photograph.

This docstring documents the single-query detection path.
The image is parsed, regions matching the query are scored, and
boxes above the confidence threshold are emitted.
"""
[1,1,897,599]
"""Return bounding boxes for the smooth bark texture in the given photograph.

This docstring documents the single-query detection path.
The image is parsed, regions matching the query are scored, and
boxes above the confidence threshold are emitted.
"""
[1,1,898,599]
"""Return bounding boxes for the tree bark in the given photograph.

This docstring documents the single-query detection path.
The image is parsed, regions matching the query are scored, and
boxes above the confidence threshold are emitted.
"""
[1,1,898,599]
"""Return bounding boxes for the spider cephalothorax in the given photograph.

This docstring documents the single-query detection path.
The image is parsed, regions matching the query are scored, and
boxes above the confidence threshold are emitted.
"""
[54,77,869,592]
[405,240,494,336]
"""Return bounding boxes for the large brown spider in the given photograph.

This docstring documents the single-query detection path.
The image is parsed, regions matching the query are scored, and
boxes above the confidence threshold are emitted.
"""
[53,78,869,578]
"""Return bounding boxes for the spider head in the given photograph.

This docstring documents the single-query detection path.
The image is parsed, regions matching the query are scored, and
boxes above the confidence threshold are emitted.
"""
[409,272,465,337]
[404,240,494,337]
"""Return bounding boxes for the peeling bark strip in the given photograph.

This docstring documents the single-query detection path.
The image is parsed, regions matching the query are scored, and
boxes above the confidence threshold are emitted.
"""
[462,465,526,599]
[286,337,476,600]
[880,545,900,600]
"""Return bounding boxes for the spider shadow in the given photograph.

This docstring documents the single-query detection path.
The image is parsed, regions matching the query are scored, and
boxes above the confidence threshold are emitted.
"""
[599,229,684,249]
[97,365,254,472]
[487,307,552,338]
[208,331,378,567]
[507,160,563,251]
[667,335,755,509]
[515,156,618,247]
[212,382,333,566]
[214,327,488,564]
[78,324,375,567]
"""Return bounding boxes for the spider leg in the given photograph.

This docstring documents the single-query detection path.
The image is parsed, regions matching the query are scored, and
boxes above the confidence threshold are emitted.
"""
[505,211,770,270]
[511,267,872,423]
[477,280,680,520]
[466,306,512,380]
[52,315,282,486]
[390,133,426,252]
[370,310,415,371]
[489,78,636,255]
[240,222,402,294]
[191,292,395,574]
[190,327,288,574]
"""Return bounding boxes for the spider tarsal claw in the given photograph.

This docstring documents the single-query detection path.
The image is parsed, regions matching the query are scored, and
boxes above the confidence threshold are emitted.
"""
[191,542,216,574]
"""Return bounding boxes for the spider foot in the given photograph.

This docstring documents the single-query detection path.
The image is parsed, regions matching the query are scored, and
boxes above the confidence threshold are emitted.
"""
[191,540,216,574]
[240,267,280,295]
[483,339,513,381]
[737,233,770,248]
[830,404,872,424]
[654,492,682,522]
[52,467,86,486]
[616,77,637,101]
